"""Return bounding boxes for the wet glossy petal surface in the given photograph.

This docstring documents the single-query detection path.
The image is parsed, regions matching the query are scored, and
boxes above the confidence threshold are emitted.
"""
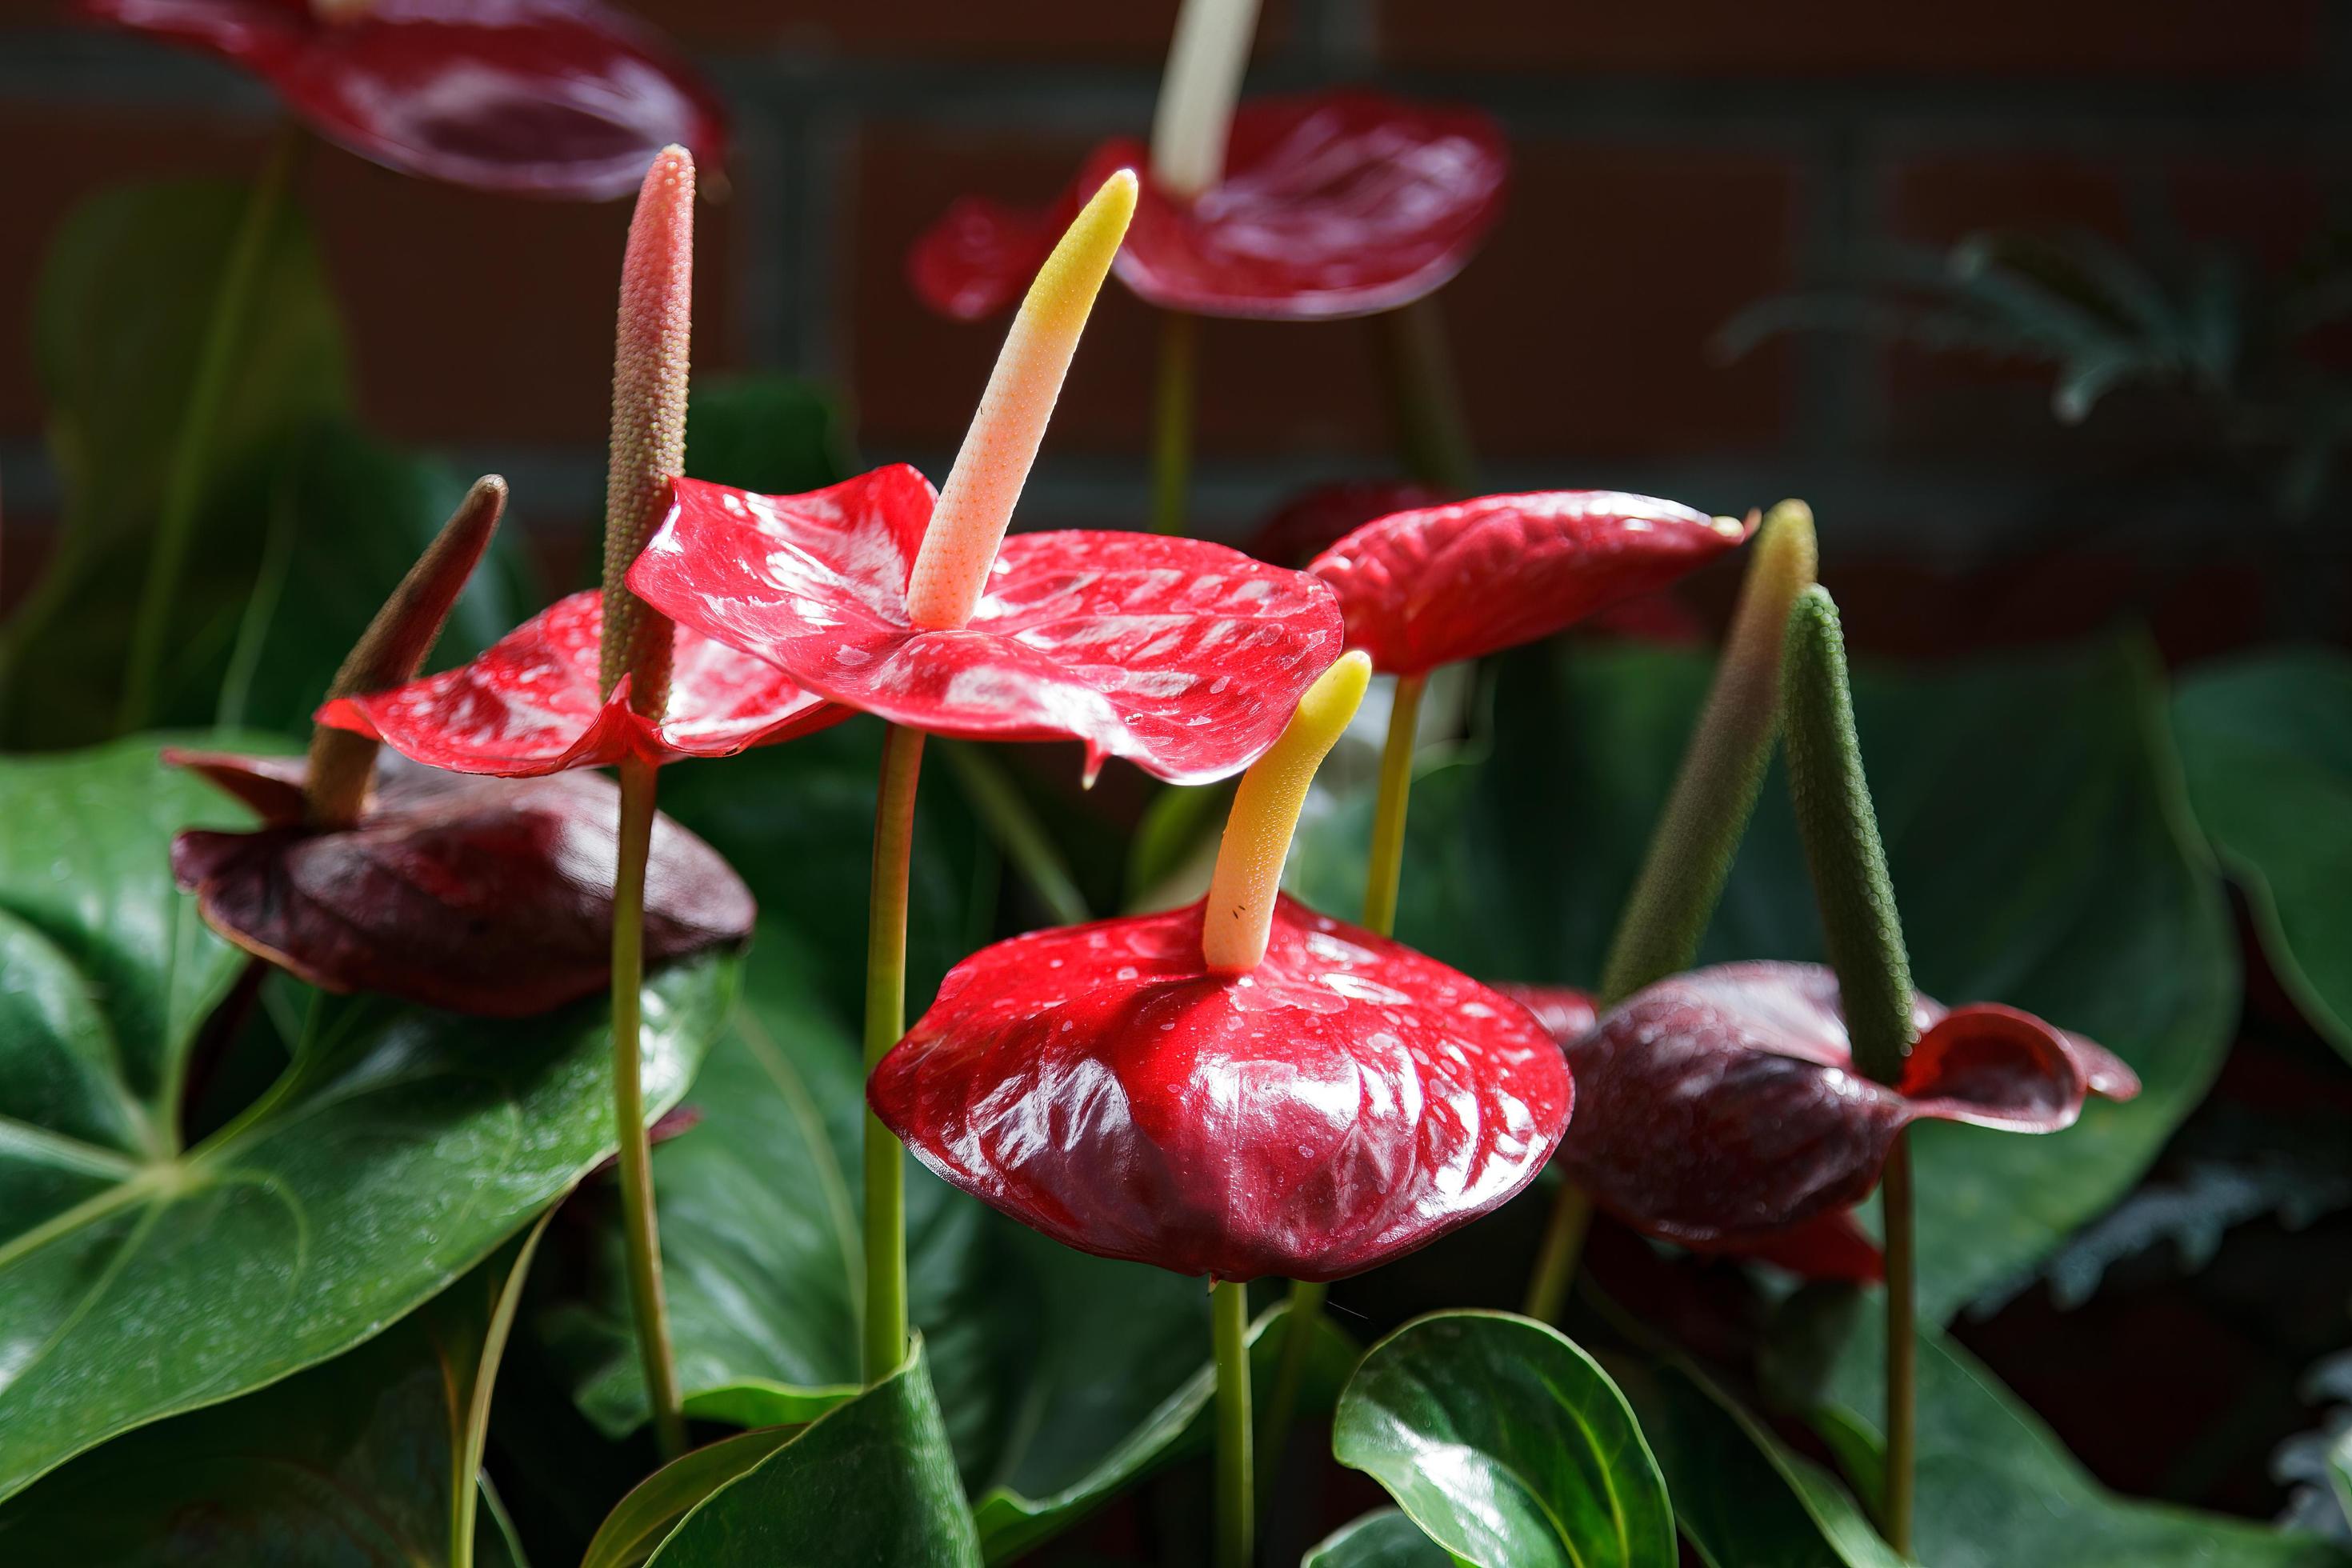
[169,750,753,1015]
[628,468,1347,785]
[79,0,726,199]
[870,894,1572,1282]
[908,91,1505,322]
[1309,491,1750,675]
[1552,962,2139,1246]
[315,589,844,776]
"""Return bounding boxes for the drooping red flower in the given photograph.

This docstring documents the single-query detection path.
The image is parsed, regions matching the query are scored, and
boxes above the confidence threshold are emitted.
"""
[1533,962,2139,1254]
[625,466,1346,785]
[78,0,726,199]
[869,894,1571,1282]
[1307,491,1752,677]
[169,749,753,1015]
[908,90,1507,323]
[315,588,843,777]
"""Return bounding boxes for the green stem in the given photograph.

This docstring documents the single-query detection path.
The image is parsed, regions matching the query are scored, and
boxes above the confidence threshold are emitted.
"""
[862,722,926,1382]
[939,740,1090,926]
[451,1213,554,1568]
[611,754,686,1461]
[1376,298,1477,494]
[1212,1279,1254,1568]
[118,125,302,734]
[1882,1135,1917,1557]
[1522,1182,1593,1324]
[1361,671,1425,938]
[1152,311,1198,535]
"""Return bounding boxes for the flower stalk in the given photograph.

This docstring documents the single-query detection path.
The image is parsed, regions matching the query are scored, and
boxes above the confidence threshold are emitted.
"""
[1781,584,1917,1554]
[1211,1278,1254,1568]
[1375,299,1477,495]
[1150,310,1198,535]
[601,143,696,1461]
[862,722,926,1381]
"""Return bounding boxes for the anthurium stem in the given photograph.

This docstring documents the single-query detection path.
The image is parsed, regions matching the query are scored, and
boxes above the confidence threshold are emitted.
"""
[1781,584,1917,1554]
[1151,311,1198,535]
[611,754,686,1461]
[1376,299,1477,495]
[117,125,302,735]
[1202,651,1372,974]
[1598,500,1816,1005]
[1211,1278,1254,1568]
[1522,1183,1594,1324]
[863,722,927,1382]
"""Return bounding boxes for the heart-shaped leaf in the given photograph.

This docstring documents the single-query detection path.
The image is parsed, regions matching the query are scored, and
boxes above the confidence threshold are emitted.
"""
[0,738,731,1500]
[642,1341,982,1566]
[1796,1306,2351,1568]
[1303,1510,1458,1567]
[2173,647,2352,1060]
[0,1210,552,1564]
[2,178,349,746]
[1294,639,2235,1319]
[1332,1311,1675,1568]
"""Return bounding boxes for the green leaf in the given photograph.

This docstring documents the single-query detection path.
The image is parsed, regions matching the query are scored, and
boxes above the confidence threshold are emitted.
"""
[644,1340,982,1566]
[584,1426,806,1568]
[1294,639,2237,1319]
[1331,1311,1675,1568]
[0,1211,553,1564]
[684,374,856,497]
[1603,1353,1906,1568]
[2173,647,2352,1059]
[551,927,1353,1563]
[0,738,733,1500]
[3,178,350,746]
[1303,1510,1459,1567]
[1802,1311,2351,1568]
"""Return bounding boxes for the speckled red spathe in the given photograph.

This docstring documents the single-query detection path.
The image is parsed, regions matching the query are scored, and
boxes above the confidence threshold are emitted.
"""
[1534,962,2139,1251]
[868,894,1573,1283]
[1308,491,1751,677]
[78,0,726,199]
[314,589,843,776]
[167,749,753,1016]
[625,466,1347,786]
[908,90,1507,322]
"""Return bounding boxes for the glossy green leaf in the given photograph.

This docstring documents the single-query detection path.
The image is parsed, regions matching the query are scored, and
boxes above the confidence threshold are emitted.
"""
[644,1341,981,1566]
[2,178,350,746]
[1294,639,2236,1320]
[684,374,856,498]
[1802,1310,2350,1568]
[1332,1311,1674,1568]
[2173,647,2352,1059]
[0,738,732,1500]
[583,1426,805,1568]
[0,1212,552,1563]
[1302,1510,1459,1567]
[1604,1353,1905,1568]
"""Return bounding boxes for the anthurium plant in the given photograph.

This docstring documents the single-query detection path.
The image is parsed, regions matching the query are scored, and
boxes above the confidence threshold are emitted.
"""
[2,1,2347,1565]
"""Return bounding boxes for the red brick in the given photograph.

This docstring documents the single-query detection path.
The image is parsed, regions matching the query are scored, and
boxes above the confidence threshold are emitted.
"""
[0,106,739,453]
[1438,139,1798,461]
[655,0,1289,58]
[1377,0,2322,78]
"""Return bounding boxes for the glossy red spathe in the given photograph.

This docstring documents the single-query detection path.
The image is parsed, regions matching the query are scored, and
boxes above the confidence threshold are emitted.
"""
[78,0,726,200]
[169,749,753,1016]
[314,588,844,776]
[869,894,1572,1282]
[907,91,1507,323]
[1308,491,1750,676]
[626,466,1346,786]
[1244,480,1450,570]
[1546,962,2139,1252]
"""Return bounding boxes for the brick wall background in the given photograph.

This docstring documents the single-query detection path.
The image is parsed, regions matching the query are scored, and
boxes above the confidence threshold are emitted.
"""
[2,0,2345,642]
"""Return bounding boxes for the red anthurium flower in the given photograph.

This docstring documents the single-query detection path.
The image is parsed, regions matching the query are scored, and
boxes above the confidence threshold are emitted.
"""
[1307,491,1753,677]
[78,0,726,199]
[317,587,843,777]
[628,469,1343,786]
[869,654,1573,1282]
[1536,962,2139,1254]
[908,91,1506,323]
[1500,982,1882,1283]
[167,749,751,1016]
